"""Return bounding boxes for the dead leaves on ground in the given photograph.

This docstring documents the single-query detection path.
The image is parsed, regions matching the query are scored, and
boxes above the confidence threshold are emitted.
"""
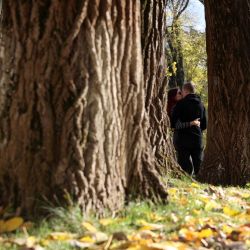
[1,182,250,249]
[0,217,24,233]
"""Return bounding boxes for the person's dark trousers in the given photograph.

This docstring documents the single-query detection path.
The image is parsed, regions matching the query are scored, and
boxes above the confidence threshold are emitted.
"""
[176,147,203,175]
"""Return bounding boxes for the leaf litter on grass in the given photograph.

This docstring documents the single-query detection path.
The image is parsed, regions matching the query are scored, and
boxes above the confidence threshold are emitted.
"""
[1,179,250,249]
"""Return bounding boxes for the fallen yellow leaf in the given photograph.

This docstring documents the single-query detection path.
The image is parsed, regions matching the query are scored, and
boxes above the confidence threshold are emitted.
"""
[204,201,221,211]
[82,221,98,232]
[241,193,250,199]
[193,210,201,215]
[48,232,75,241]
[4,217,24,232]
[179,228,197,241]
[197,228,214,239]
[40,239,50,246]
[79,235,95,243]
[179,197,188,205]
[223,207,240,216]
[99,218,114,226]
[199,195,210,203]
[191,183,201,188]
[0,220,5,233]
[149,213,165,222]
[137,220,164,231]
[222,224,233,234]
[168,188,178,195]
[149,241,191,250]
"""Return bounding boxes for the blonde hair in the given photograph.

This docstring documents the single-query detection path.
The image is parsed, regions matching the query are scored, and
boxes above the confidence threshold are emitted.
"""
[183,82,195,93]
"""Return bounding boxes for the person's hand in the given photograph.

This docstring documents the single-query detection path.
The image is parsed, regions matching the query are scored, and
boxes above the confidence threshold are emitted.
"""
[190,118,200,127]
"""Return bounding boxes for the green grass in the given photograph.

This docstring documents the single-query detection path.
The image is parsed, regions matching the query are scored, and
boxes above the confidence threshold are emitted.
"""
[1,177,250,249]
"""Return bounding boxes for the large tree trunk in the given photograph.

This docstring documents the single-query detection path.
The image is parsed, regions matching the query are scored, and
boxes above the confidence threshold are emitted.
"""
[198,0,250,185]
[141,0,180,175]
[0,0,168,215]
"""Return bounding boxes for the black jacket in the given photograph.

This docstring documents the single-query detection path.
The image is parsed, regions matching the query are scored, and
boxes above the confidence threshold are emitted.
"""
[171,94,207,148]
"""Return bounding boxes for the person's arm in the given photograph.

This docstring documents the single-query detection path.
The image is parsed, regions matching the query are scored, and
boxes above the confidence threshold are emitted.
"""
[175,119,200,130]
[200,106,207,131]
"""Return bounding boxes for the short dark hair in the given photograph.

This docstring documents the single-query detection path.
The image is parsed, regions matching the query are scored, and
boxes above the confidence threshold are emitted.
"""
[183,82,195,93]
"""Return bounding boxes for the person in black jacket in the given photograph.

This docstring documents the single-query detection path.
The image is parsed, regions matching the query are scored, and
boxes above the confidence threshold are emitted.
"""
[171,82,207,176]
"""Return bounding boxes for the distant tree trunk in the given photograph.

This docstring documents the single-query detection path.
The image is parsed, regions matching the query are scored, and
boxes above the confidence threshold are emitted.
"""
[198,0,250,185]
[141,0,180,174]
[166,0,189,88]
[0,1,168,215]
[166,25,185,88]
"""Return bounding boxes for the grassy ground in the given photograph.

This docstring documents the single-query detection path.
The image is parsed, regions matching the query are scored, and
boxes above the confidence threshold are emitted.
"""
[1,177,250,249]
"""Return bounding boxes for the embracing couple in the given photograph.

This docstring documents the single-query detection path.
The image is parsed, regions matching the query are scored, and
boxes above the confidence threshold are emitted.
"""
[167,82,207,176]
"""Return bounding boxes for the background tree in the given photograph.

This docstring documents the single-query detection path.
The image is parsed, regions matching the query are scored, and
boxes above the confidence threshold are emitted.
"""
[182,27,207,105]
[198,0,250,185]
[0,0,170,215]
[166,0,189,88]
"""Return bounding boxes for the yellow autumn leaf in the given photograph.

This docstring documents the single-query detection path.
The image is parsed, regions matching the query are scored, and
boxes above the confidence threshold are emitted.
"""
[191,183,201,188]
[40,239,50,246]
[241,193,250,199]
[179,228,198,241]
[137,220,164,231]
[204,200,221,211]
[193,210,201,215]
[4,217,24,232]
[79,236,95,243]
[139,225,157,231]
[197,228,214,239]
[126,246,144,250]
[223,207,240,216]
[149,213,164,222]
[168,188,178,195]
[0,220,6,233]
[237,212,250,221]
[148,241,190,250]
[179,197,188,205]
[82,221,98,232]
[99,218,114,226]
[48,232,75,241]
[199,195,210,203]
[172,62,177,75]
[222,224,233,234]
[139,223,164,231]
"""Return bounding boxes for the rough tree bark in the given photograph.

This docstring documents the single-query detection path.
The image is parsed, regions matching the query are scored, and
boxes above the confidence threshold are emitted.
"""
[141,0,180,175]
[0,0,168,215]
[198,0,250,185]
